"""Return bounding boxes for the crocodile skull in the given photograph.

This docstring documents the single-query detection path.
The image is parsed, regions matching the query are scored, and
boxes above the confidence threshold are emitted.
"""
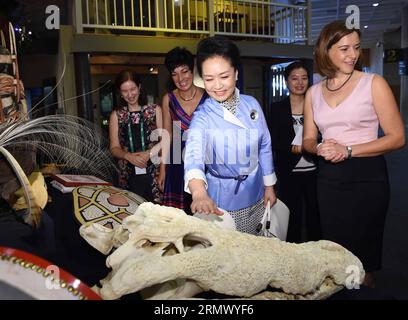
[85,202,364,300]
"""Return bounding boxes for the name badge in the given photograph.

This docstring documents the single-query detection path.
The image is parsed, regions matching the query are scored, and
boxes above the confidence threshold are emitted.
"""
[135,167,147,175]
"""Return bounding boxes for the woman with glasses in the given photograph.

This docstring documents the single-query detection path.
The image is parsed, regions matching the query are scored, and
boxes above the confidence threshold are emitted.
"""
[109,70,162,202]
[268,61,321,243]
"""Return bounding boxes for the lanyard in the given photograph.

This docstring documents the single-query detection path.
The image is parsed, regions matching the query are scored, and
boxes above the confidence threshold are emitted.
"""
[127,108,145,153]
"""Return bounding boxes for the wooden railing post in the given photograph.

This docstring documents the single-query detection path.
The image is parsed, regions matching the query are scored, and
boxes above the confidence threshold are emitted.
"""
[74,0,83,34]
[208,0,215,36]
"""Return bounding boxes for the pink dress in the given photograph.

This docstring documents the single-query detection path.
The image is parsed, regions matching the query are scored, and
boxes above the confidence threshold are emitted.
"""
[310,72,389,272]
[311,72,378,146]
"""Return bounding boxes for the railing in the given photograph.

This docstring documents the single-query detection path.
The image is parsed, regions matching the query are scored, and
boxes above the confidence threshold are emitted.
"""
[74,0,309,44]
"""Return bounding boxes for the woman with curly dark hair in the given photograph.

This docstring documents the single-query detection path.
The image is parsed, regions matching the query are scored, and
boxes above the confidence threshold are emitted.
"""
[158,47,207,214]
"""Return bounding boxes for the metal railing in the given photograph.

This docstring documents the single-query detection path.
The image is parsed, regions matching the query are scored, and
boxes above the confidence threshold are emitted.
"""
[74,0,309,43]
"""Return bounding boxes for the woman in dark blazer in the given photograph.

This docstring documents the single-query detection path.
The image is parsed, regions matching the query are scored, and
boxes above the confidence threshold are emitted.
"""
[269,61,321,243]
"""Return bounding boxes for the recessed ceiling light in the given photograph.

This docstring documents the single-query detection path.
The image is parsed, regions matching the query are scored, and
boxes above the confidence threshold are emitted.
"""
[372,3,379,7]
[364,25,368,29]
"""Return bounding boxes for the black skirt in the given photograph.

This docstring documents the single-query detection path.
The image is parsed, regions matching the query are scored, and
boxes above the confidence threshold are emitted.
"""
[128,172,155,202]
[317,156,389,272]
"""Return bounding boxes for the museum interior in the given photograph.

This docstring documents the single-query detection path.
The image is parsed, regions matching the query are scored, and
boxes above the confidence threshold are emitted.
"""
[0,0,407,301]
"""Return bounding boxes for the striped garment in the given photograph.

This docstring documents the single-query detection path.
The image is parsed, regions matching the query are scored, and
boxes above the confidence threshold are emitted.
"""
[162,91,207,213]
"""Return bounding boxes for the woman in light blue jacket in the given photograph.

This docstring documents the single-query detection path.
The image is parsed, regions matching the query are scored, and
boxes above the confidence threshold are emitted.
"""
[184,37,277,235]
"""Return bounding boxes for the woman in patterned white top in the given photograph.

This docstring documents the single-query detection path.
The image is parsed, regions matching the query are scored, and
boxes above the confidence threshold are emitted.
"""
[268,61,321,243]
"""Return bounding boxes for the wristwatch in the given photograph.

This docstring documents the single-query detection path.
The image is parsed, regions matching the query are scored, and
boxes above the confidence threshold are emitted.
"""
[346,146,352,160]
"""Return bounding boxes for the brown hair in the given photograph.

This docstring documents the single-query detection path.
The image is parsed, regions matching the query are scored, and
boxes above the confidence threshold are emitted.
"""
[114,70,147,109]
[314,20,363,78]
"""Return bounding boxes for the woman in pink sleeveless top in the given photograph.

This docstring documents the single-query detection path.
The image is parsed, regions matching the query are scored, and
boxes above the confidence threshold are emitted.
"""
[303,21,405,288]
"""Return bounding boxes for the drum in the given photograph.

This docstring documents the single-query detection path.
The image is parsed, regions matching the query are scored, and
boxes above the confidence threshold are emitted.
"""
[0,246,101,300]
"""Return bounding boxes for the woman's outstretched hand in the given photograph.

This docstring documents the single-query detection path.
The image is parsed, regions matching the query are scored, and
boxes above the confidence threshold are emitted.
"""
[191,189,223,216]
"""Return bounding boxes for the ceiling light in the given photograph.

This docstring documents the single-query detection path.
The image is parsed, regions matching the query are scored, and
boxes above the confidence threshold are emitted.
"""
[372,3,379,7]
[364,25,368,29]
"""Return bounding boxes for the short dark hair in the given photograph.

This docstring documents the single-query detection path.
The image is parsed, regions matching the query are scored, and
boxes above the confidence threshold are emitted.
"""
[284,61,310,81]
[314,20,363,78]
[114,70,147,108]
[164,47,194,73]
[196,37,241,77]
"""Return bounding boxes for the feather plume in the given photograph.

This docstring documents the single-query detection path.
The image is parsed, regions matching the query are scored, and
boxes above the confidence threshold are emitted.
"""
[0,114,116,179]
[0,115,117,227]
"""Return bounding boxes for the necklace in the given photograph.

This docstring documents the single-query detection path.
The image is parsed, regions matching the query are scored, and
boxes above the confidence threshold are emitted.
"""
[179,87,197,102]
[326,71,354,92]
